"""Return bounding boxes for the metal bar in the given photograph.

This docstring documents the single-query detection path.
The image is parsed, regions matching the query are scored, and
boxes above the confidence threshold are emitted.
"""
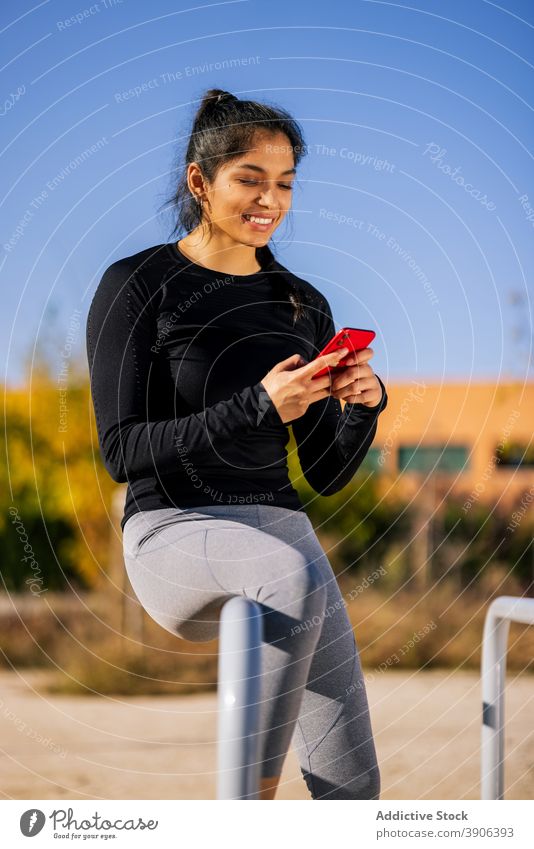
[217,597,263,799]
[481,596,534,799]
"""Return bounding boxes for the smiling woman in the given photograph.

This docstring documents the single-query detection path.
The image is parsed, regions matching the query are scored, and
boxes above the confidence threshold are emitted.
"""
[157,88,309,315]
[176,131,297,269]
[87,86,387,801]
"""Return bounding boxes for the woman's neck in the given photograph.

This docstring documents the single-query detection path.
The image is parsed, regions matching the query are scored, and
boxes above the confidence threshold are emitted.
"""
[177,231,262,275]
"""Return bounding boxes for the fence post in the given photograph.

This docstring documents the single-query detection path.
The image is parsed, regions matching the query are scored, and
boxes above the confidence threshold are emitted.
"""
[217,597,263,800]
[481,595,534,799]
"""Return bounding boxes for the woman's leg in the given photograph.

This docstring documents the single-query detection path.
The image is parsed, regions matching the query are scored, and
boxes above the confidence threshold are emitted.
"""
[252,505,381,800]
[121,505,328,793]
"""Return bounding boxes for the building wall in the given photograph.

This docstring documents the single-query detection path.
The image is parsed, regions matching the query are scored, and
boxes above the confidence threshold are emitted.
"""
[365,381,534,506]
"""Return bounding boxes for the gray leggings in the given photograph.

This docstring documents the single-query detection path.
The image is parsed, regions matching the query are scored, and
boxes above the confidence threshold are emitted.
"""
[122,503,380,800]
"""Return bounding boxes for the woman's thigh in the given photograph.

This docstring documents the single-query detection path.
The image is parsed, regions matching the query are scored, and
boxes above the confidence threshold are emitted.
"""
[121,505,326,643]
[123,507,222,641]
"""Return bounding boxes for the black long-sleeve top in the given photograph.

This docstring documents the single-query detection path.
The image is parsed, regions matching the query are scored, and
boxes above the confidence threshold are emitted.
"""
[86,242,388,531]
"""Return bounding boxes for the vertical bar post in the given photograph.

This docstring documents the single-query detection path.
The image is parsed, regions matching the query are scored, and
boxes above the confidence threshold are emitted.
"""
[481,596,534,799]
[217,597,263,800]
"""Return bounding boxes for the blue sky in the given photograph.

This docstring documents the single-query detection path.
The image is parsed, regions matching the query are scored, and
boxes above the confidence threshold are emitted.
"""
[2,0,533,386]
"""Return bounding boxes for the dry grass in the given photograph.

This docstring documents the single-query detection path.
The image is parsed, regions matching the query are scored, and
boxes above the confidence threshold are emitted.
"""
[1,581,532,697]
[340,580,534,674]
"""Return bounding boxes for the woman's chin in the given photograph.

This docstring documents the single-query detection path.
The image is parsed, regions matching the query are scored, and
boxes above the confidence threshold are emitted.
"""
[235,233,270,247]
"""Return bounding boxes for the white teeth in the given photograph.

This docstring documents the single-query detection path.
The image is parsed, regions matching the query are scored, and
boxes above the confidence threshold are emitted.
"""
[243,214,272,224]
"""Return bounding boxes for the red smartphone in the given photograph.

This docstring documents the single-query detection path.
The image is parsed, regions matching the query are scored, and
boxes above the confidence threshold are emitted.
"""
[310,326,376,379]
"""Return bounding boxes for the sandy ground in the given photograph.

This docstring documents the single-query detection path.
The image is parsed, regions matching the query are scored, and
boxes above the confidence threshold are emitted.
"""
[0,669,532,800]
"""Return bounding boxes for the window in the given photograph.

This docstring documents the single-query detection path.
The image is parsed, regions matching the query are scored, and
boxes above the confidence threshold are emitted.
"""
[495,442,534,468]
[398,444,470,473]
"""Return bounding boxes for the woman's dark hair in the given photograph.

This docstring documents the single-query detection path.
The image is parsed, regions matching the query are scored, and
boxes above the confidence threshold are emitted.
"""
[158,88,310,323]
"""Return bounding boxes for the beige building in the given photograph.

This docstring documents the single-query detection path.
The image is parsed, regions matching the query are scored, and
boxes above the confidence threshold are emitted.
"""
[361,381,534,508]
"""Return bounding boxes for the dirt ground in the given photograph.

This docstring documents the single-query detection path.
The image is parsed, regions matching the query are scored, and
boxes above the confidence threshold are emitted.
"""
[0,668,532,800]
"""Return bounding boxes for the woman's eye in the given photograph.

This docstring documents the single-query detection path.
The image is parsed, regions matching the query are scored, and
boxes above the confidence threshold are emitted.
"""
[238,179,293,190]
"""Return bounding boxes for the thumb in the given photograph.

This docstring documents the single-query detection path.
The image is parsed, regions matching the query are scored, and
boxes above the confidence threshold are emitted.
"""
[275,353,306,371]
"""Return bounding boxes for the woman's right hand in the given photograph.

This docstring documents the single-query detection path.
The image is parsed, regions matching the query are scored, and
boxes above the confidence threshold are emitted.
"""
[260,348,349,424]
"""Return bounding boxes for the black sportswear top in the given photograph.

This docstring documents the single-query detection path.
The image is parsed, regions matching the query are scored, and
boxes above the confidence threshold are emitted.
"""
[86,242,388,531]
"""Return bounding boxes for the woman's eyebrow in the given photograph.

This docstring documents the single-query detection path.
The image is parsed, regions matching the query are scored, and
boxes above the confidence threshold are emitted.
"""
[233,163,296,176]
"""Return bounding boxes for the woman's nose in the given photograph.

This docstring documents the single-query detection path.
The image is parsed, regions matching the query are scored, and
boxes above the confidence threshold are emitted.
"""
[258,187,277,205]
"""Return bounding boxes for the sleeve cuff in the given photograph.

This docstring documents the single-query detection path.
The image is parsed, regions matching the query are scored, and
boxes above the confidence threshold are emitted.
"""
[253,381,285,427]
[343,374,388,417]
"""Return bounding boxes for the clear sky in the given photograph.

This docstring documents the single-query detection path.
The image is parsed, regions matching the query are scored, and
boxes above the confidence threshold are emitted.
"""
[2,0,533,387]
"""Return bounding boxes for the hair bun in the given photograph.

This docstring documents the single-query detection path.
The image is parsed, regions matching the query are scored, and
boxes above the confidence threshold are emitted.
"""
[215,91,237,105]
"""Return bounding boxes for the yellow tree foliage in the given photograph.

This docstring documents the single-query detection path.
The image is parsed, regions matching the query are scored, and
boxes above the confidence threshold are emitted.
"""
[2,358,116,590]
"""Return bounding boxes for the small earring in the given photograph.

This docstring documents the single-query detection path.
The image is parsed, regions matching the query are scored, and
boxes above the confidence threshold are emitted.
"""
[195,195,203,209]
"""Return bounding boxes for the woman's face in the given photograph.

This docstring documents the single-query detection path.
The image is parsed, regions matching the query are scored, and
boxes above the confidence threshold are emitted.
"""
[200,131,296,245]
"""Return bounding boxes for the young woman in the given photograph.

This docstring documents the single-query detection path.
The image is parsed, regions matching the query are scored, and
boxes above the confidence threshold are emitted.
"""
[86,88,388,800]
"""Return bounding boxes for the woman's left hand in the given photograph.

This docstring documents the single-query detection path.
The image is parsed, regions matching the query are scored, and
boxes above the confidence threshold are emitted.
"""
[329,348,383,407]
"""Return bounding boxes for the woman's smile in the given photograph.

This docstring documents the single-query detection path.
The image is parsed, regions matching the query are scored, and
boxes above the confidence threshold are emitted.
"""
[241,212,276,230]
